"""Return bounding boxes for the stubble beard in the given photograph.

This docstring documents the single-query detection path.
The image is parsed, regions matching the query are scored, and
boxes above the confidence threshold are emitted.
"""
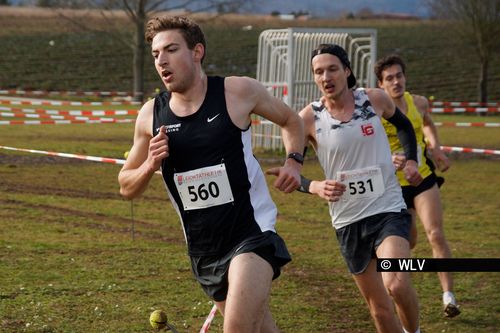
[164,74,191,94]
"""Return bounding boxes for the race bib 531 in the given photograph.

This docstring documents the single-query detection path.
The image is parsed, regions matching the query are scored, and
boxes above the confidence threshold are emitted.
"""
[336,166,385,200]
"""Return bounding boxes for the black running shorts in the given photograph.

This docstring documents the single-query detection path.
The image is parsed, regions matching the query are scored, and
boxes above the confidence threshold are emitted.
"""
[189,231,291,301]
[335,210,411,274]
[401,173,439,209]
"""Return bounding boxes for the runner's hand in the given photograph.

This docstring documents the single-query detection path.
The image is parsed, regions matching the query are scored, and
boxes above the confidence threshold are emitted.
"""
[310,179,346,202]
[147,125,169,172]
[266,162,301,193]
[403,160,423,186]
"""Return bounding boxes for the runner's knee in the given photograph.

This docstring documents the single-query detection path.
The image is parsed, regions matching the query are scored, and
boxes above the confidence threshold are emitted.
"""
[426,227,446,246]
[385,274,411,300]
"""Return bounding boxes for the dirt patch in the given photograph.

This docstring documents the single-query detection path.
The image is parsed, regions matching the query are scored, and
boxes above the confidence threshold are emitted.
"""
[0,181,120,200]
[1,198,181,243]
[0,177,165,203]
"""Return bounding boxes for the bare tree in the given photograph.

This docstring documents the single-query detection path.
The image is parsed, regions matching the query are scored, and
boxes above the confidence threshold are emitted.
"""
[108,0,254,101]
[55,0,251,101]
[426,0,500,103]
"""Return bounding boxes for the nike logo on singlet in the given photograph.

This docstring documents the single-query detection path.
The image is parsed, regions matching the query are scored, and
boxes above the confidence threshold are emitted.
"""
[207,114,220,122]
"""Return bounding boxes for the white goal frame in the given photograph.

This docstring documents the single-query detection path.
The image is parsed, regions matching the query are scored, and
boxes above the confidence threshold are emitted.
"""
[253,28,377,150]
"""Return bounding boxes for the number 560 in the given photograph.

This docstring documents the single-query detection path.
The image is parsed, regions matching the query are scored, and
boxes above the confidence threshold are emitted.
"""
[187,182,220,202]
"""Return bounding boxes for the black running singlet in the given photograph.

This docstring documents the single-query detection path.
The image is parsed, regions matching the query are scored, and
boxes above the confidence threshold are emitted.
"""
[153,76,278,257]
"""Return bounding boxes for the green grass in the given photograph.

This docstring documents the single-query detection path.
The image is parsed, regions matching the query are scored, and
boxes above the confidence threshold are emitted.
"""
[428,113,500,149]
[1,116,499,332]
[0,10,499,331]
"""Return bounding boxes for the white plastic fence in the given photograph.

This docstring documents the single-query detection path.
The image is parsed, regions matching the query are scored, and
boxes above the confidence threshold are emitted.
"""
[254,28,377,150]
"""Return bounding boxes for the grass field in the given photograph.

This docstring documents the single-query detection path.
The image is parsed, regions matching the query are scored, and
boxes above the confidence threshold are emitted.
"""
[0,6,499,332]
[0,97,499,332]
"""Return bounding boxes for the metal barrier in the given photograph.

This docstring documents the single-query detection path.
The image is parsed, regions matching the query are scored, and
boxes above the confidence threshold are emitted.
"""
[254,28,377,150]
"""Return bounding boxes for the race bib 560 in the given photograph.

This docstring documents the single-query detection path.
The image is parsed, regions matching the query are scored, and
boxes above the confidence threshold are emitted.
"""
[174,164,234,210]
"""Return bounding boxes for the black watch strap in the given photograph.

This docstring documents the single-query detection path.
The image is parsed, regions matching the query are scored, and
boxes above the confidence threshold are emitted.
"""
[287,152,304,165]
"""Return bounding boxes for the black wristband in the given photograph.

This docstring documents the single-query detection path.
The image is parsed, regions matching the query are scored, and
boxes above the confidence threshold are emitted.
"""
[298,175,312,193]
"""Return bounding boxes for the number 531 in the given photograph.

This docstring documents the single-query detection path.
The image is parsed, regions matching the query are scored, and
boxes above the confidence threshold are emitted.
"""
[348,179,374,195]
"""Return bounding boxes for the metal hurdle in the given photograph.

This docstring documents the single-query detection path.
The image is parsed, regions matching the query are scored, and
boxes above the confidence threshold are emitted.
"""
[254,28,377,150]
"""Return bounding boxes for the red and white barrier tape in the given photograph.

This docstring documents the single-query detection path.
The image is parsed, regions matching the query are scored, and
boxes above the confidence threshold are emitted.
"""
[251,120,500,128]
[1,144,497,169]
[435,122,500,128]
[0,145,126,164]
[431,101,500,107]
[0,111,134,122]
[4,109,497,125]
[441,146,500,155]
[0,89,131,97]
[199,305,218,333]
[0,99,142,106]
[252,133,283,140]
[0,119,134,125]
[0,106,138,116]
[251,119,273,125]
[430,107,499,113]
[0,99,140,106]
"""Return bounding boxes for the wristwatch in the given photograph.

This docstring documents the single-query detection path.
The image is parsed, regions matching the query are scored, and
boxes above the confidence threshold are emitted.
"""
[287,152,304,165]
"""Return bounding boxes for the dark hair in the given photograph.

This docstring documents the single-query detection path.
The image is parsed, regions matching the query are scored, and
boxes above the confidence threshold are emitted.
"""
[374,54,406,82]
[311,43,357,88]
[145,15,206,63]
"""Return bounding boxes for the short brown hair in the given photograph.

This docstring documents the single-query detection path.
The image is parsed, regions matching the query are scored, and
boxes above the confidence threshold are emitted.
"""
[145,15,206,63]
[374,54,406,82]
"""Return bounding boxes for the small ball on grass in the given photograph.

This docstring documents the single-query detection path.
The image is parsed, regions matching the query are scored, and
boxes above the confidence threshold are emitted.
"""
[149,309,168,330]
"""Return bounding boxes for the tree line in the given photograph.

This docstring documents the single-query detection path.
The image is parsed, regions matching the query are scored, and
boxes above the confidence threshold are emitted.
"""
[2,0,497,103]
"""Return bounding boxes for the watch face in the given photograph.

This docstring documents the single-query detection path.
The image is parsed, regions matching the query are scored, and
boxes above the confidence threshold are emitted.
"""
[288,153,304,164]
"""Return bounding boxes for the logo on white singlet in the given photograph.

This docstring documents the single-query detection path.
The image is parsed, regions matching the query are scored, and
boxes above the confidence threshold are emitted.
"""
[174,163,234,210]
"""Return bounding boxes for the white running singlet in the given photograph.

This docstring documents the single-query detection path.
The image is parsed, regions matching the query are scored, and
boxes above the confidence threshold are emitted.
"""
[313,88,406,229]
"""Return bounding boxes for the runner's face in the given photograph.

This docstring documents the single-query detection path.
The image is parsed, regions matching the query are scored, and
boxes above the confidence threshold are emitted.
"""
[379,64,406,99]
[312,54,350,99]
[151,30,198,93]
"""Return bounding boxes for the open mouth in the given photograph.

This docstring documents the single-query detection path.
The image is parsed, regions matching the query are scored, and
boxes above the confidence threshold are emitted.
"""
[324,83,335,92]
[161,70,173,81]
